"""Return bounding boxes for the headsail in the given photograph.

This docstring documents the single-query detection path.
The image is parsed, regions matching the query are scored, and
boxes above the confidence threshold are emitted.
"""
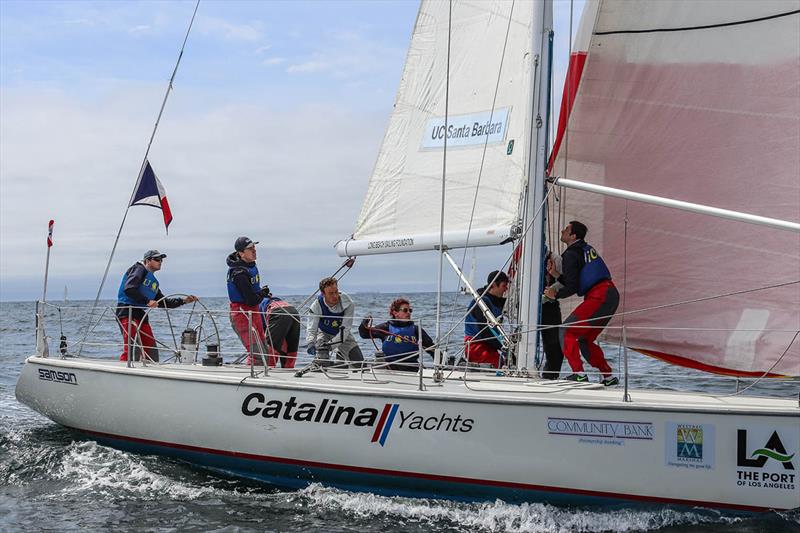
[337,0,536,256]
[549,0,800,376]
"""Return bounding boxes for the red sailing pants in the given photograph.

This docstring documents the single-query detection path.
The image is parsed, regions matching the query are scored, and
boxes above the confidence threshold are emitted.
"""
[118,317,157,361]
[464,337,502,368]
[560,279,619,377]
[230,302,275,366]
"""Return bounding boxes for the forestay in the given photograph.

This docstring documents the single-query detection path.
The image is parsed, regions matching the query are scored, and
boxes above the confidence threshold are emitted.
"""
[549,0,800,376]
[337,0,535,256]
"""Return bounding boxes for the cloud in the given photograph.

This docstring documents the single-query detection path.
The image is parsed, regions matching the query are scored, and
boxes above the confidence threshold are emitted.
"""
[199,15,265,43]
[285,29,405,80]
[0,84,390,299]
[129,24,151,35]
[262,57,286,67]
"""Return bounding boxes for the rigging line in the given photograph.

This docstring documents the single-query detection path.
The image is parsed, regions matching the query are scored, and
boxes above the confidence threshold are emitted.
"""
[434,0,453,363]
[519,280,800,337]
[78,0,201,355]
[446,0,518,339]
[595,9,800,35]
[435,185,558,344]
[717,330,799,396]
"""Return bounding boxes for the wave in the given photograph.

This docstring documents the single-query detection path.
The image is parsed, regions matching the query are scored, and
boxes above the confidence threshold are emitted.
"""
[297,483,746,532]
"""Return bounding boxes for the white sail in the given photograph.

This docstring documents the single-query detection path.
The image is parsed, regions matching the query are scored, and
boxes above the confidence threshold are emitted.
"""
[549,0,800,376]
[337,0,536,256]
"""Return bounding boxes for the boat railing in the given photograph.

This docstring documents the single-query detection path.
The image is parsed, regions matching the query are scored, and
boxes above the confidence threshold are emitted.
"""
[32,299,799,398]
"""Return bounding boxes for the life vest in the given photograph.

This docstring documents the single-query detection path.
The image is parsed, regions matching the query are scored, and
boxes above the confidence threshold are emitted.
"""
[317,295,345,335]
[117,267,159,307]
[227,264,260,303]
[578,243,611,296]
[382,322,419,361]
[465,294,504,339]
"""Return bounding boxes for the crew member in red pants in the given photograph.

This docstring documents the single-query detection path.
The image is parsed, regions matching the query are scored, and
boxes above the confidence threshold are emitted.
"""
[116,250,197,361]
[544,221,619,386]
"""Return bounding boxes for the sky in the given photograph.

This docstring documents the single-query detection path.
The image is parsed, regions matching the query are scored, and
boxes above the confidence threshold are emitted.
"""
[0,0,585,302]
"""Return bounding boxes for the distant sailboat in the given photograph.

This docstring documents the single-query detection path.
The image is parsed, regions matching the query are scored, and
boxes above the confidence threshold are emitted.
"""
[63,285,68,304]
[457,251,477,295]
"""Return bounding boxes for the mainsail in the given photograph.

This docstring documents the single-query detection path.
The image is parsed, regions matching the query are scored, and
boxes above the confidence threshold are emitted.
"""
[336,0,536,256]
[549,0,800,376]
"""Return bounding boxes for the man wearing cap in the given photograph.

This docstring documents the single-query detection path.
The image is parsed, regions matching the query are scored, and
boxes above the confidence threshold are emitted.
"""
[116,250,198,361]
[464,270,509,368]
[226,237,273,365]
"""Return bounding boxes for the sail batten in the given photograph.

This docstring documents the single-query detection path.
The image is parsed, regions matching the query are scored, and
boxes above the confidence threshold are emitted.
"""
[549,0,800,376]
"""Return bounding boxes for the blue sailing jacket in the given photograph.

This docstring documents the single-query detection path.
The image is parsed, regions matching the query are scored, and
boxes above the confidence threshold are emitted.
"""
[578,243,611,296]
[117,269,159,307]
[227,264,260,303]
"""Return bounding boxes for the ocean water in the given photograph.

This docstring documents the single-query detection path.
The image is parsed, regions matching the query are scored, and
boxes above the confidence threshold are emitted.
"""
[1,295,798,532]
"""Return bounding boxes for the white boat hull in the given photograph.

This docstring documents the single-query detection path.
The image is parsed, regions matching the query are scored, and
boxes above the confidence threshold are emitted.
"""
[15,356,800,511]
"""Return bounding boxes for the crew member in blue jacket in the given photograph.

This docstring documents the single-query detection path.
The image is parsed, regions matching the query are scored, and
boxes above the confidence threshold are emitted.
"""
[227,236,271,365]
[359,297,435,371]
[116,250,197,361]
[464,270,509,368]
[544,221,619,385]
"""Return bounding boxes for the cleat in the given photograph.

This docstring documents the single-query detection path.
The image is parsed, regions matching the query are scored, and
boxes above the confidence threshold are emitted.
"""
[565,373,589,382]
[602,376,619,387]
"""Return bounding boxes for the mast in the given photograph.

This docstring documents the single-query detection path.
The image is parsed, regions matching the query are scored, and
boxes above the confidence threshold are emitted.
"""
[517,0,552,370]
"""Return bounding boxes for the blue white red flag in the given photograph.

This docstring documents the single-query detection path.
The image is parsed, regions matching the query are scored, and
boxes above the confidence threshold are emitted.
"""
[130,159,173,232]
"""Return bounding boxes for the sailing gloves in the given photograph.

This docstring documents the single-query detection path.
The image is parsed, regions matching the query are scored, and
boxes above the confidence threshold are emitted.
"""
[307,343,316,356]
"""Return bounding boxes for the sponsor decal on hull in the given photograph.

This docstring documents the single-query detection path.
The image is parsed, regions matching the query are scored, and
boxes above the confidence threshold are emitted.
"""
[735,426,796,493]
[665,422,715,470]
[547,417,654,446]
[241,393,474,447]
[38,368,78,385]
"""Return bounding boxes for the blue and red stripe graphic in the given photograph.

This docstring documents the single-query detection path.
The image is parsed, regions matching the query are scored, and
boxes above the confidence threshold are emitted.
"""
[371,403,399,446]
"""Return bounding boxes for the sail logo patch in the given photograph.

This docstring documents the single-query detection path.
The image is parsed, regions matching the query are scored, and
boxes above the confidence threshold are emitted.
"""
[422,108,510,149]
[665,422,715,470]
[735,426,796,492]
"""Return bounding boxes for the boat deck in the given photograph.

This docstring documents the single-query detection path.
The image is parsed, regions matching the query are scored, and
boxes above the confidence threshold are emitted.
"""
[27,356,799,415]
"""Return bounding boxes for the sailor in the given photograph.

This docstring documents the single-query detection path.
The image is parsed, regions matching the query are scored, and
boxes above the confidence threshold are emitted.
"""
[544,221,619,385]
[540,251,565,379]
[259,294,300,368]
[358,298,435,371]
[226,236,271,365]
[464,271,509,368]
[306,277,364,367]
[116,250,197,361]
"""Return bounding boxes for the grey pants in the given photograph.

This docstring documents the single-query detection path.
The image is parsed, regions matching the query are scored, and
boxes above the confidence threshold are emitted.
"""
[311,330,364,366]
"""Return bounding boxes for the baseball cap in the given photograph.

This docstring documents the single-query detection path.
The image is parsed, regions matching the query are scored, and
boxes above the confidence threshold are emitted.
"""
[143,250,167,261]
[234,236,259,252]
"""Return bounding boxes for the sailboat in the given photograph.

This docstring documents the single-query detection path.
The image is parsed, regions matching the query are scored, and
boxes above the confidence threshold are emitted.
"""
[15,0,799,512]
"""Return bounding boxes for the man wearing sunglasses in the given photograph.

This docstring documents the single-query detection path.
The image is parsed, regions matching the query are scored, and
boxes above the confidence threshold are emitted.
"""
[116,250,198,361]
[358,297,435,371]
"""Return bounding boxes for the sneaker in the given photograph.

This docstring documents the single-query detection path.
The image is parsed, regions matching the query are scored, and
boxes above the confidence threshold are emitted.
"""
[602,376,619,387]
[565,373,589,382]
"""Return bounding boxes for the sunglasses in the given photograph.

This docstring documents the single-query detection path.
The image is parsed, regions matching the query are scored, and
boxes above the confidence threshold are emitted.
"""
[149,257,163,263]
[398,307,413,313]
